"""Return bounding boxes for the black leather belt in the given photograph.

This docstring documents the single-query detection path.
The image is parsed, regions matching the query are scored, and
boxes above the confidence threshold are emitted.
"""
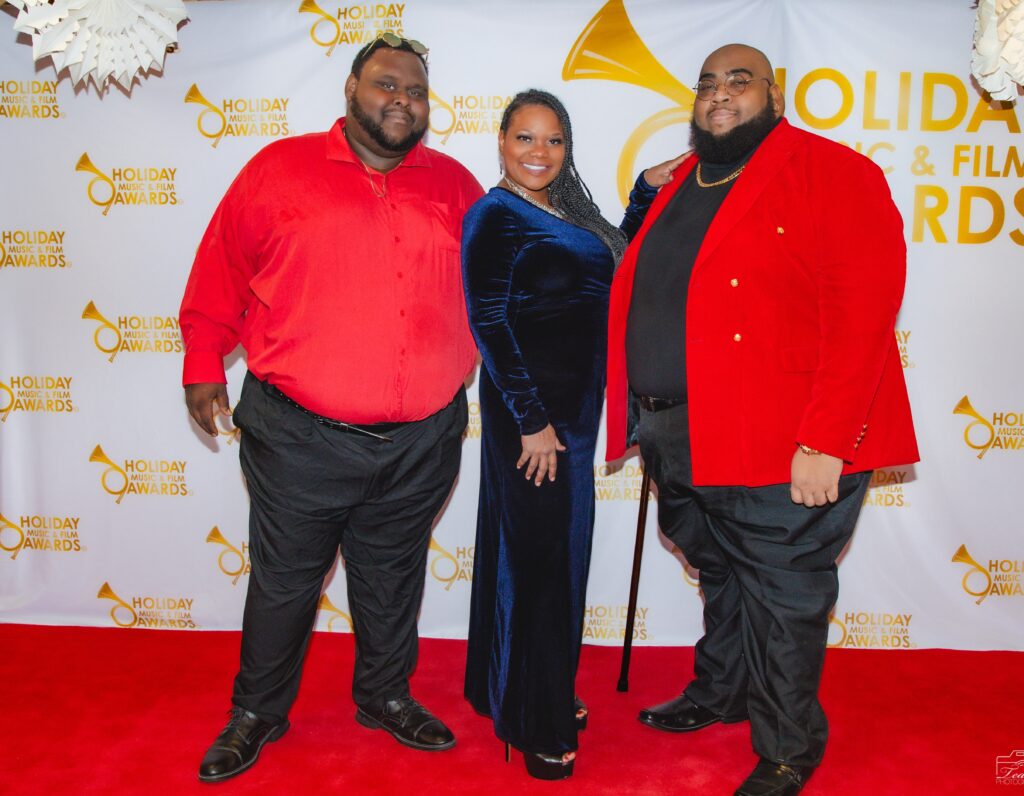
[265,383,404,442]
[637,395,686,412]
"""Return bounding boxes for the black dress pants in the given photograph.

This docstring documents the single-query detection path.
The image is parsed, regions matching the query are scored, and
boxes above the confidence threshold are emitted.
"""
[229,372,467,724]
[637,402,870,767]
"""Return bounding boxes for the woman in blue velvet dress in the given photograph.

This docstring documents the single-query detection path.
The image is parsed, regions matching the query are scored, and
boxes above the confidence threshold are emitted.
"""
[462,89,685,780]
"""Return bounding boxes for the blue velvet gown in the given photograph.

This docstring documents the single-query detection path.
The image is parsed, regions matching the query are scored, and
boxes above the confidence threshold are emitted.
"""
[462,179,656,755]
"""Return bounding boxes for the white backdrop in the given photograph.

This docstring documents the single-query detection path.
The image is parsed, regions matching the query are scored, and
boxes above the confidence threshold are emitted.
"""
[1,0,1021,651]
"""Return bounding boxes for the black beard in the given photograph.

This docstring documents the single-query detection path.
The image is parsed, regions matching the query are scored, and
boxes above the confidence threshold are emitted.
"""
[348,95,426,154]
[690,102,778,164]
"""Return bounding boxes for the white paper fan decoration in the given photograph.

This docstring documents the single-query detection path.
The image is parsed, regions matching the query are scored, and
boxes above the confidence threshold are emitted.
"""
[7,0,188,92]
[973,0,1024,102]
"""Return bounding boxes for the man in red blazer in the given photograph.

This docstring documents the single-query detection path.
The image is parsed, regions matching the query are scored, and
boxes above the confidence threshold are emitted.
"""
[606,44,918,796]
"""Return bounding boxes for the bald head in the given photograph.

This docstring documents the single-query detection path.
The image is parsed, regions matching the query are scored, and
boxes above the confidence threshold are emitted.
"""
[699,43,774,82]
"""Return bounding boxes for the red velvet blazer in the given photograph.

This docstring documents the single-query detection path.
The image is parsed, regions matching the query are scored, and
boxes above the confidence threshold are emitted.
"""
[606,119,919,486]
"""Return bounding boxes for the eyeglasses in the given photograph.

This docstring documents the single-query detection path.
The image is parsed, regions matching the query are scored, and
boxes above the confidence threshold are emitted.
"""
[367,30,429,59]
[693,75,772,101]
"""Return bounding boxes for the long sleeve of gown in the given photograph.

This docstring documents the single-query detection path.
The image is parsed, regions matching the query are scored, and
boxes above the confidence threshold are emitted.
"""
[619,172,660,241]
[462,202,550,435]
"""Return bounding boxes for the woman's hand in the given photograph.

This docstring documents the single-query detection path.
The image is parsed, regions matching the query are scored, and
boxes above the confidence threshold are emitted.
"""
[517,425,567,486]
[643,151,692,188]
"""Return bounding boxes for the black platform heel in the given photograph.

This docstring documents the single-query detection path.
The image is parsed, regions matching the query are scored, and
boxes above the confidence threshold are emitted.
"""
[505,743,575,780]
[574,696,588,731]
[524,751,575,780]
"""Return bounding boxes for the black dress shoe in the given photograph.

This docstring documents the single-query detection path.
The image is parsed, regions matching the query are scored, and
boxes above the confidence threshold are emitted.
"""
[197,706,289,783]
[734,758,813,796]
[355,695,456,751]
[638,694,726,733]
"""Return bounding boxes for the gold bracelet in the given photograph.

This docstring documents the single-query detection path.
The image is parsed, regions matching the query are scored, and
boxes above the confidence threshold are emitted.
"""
[797,443,820,456]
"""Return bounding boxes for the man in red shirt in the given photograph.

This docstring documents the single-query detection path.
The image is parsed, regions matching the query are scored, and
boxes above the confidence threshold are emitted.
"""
[606,45,918,795]
[180,35,482,782]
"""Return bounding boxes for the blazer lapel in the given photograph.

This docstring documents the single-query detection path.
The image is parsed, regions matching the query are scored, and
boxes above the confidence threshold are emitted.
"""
[692,118,802,273]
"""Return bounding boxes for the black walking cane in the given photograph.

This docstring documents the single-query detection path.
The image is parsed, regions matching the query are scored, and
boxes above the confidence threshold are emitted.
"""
[617,466,652,692]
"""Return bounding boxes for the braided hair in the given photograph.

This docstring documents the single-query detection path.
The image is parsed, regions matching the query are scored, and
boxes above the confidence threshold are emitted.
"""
[500,89,627,263]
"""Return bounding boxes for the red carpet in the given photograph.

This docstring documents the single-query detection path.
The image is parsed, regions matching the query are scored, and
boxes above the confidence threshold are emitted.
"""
[0,624,1019,795]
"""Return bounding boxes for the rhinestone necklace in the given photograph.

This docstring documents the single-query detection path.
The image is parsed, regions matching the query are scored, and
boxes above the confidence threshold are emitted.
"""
[695,162,745,188]
[501,176,565,219]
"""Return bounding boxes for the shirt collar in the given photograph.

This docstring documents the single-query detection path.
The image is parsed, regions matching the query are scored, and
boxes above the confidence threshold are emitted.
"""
[326,117,430,168]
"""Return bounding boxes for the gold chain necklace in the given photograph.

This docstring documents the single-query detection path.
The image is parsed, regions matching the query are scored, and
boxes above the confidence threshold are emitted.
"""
[501,176,565,219]
[695,162,744,188]
[343,126,388,198]
[361,161,387,198]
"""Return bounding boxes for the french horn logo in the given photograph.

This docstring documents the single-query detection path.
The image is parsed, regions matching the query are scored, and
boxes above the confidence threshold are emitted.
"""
[0,513,25,560]
[298,1,406,56]
[0,375,74,422]
[952,544,1024,603]
[562,0,696,205]
[953,395,1024,458]
[98,581,198,628]
[89,444,190,504]
[82,301,121,361]
[318,593,354,632]
[75,153,178,215]
[428,537,472,591]
[81,301,183,362]
[206,526,249,585]
[428,89,509,145]
[184,84,290,148]
[827,610,914,648]
[0,512,81,560]
[97,581,139,627]
[0,229,68,269]
[216,411,241,445]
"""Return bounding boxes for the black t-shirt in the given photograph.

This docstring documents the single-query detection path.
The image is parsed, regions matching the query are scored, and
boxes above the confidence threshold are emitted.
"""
[625,158,748,399]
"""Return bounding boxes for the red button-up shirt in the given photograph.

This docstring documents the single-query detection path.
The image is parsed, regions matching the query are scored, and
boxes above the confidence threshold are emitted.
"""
[180,118,483,423]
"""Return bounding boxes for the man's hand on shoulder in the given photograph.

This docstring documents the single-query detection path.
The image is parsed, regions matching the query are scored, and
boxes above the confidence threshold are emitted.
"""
[185,382,231,437]
[790,448,844,507]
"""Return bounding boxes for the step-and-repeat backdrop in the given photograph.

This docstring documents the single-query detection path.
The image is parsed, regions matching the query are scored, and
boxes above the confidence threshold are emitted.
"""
[1,0,1021,651]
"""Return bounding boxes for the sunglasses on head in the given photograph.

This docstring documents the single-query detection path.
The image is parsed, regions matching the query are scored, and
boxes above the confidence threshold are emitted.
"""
[360,30,429,60]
